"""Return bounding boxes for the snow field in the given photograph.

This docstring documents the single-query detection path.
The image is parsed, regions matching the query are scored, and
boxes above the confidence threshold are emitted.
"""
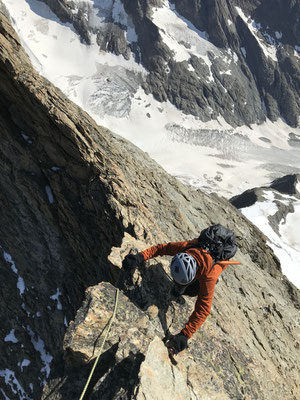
[280,203,300,252]
[241,190,300,289]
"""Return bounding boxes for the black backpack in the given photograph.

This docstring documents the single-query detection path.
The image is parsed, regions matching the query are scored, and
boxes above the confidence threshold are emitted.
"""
[198,224,238,261]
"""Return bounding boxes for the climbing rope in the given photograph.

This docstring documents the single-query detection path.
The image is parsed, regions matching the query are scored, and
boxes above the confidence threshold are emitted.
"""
[79,288,120,400]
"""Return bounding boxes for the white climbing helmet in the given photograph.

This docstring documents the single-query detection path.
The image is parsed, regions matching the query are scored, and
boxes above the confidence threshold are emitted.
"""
[170,253,197,285]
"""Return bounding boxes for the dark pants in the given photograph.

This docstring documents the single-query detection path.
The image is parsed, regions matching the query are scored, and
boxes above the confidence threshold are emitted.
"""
[183,280,199,297]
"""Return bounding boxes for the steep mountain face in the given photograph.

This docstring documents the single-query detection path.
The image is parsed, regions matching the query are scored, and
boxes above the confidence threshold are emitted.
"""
[0,9,300,400]
[171,0,300,126]
[35,0,300,127]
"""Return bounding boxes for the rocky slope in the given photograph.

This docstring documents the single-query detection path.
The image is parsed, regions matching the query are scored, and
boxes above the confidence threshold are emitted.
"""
[0,9,299,400]
[35,0,300,127]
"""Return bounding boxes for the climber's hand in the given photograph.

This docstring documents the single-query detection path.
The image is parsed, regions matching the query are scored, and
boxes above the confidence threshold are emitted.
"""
[166,332,188,355]
[122,253,144,271]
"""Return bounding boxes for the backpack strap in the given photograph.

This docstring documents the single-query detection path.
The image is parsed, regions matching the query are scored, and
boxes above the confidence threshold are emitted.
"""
[210,260,240,272]
[217,261,241,265]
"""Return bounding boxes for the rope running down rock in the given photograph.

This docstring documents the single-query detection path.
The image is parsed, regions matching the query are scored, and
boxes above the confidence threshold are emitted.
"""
[79,288,120,400]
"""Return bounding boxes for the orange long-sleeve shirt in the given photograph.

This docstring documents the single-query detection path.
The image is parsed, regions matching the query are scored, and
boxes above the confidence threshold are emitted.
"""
[141,239,240,339]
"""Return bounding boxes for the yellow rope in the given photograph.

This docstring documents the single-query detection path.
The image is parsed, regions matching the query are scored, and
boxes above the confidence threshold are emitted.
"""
[79,288,120,400]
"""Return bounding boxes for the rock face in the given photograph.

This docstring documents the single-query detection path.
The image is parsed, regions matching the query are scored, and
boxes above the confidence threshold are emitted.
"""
[270,174,300,196]
[36,0,300,127]
[0,9,300,400]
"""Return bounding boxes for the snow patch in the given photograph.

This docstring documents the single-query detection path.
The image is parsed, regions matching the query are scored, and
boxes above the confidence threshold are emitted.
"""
[2,249,26,295]
[4,329,18,344]
[296,180,300,194]
[45,185,54,204]
[22,303,30,317]
[21,131,33,144]
[168,1,209,41]
[18,359,31,372]
[26,326,53,383]
[241,47,247,58]
[50,288,63,310]
[242,190,277,217]
[187,63,195,72]
[280,202,300,252]
[199,54,214,82]
[220,69,232,76]
[0,369,32,400]
[111,0,138,42]
[235,7,278,62]
[228,49,239,64]
[151,0,218,64]
[0,388,10,400]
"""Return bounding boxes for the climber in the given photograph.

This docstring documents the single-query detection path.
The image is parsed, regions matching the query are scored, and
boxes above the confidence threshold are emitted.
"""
[122,224,240,356]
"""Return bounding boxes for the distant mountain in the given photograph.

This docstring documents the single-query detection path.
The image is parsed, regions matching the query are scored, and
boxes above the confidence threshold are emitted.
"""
[231,174,300,288]
[34,0,300,127]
